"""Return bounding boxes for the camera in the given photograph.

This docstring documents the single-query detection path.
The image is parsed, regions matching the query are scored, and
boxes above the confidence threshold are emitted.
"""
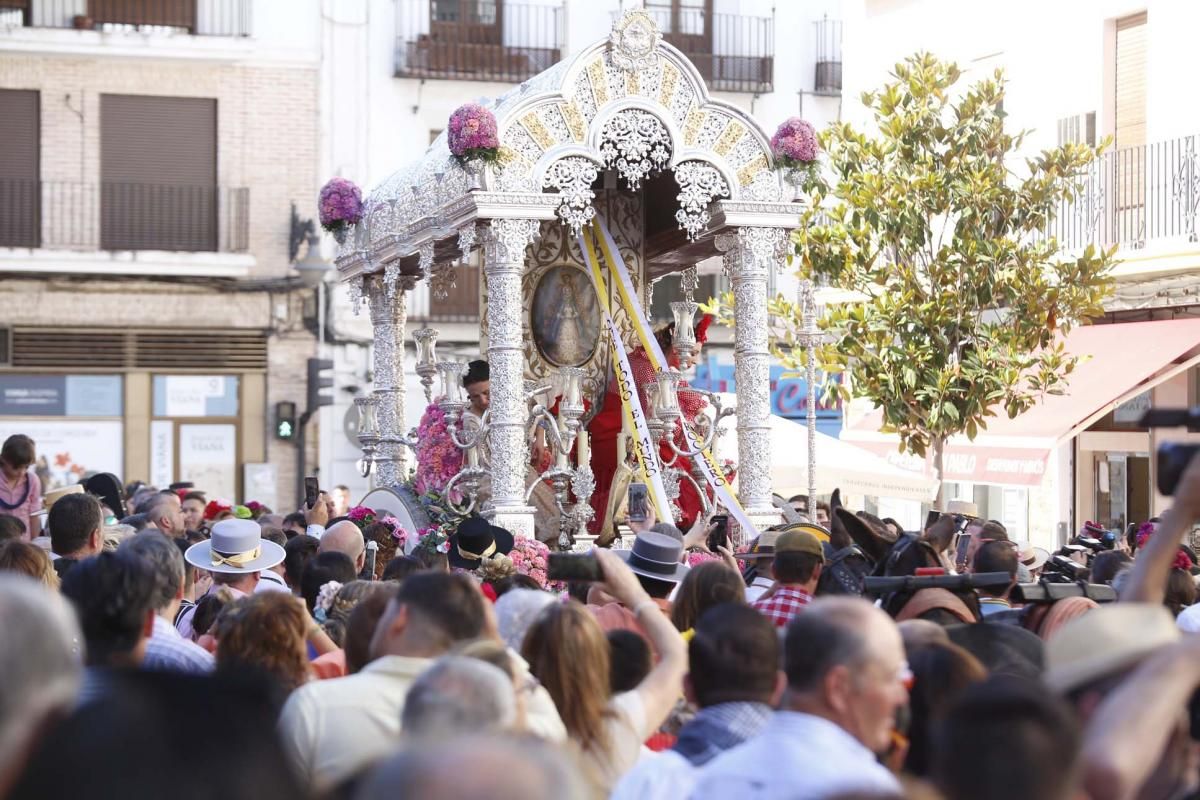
[1041,554,1089,583]
[1140,409,1200,495]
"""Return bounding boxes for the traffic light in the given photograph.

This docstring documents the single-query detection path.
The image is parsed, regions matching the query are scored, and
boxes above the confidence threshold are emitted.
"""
[275,401,297,440]
[306,358,335,415]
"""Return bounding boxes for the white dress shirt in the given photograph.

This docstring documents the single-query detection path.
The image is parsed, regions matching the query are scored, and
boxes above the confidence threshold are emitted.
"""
[690,711,901,800]
[255,570,290,593]
[278,654,432,791]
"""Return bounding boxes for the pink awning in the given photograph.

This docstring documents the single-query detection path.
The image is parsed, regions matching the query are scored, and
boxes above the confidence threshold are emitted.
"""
[842,320,1200,486]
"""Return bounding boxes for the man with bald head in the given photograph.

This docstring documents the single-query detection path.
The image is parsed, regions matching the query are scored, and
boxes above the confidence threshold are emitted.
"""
[318,521,366,578]
[694,597,907,798]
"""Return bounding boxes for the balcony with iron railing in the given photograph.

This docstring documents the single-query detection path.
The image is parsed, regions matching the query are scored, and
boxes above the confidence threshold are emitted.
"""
[814,16,841,95]
[0,180,249,253]
[0,0,250,36]
[641,5,773,93]
[1048,135,1200,253]
[394,0,563,83]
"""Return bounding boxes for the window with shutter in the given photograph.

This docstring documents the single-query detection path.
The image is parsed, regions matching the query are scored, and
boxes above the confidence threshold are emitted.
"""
[100,94,217,252]
[0,89,40,249]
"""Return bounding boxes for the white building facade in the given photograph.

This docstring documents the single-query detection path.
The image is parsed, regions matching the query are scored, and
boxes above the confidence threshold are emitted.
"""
[0,0,325,510]
[839,0,1200,546]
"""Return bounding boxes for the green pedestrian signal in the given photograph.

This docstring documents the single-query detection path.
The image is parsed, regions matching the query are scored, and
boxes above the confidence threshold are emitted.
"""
[275,401,297,441]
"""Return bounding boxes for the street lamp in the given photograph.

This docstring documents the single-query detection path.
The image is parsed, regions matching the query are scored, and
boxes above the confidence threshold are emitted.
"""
[795,279,825,523]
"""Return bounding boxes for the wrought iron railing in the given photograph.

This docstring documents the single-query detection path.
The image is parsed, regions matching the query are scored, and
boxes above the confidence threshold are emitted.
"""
[814,16,842,94]
[0,180,249,253]
[394,0,563,83]
[0,0,251,36]
[1049,135,1200,251]
[643,7,774,93]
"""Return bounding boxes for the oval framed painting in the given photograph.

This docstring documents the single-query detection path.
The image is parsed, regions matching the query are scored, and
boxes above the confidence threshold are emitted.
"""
[530,264,601,368]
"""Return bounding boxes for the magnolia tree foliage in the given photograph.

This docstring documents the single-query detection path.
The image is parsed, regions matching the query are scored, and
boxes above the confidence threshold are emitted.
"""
[711,54,1115,500]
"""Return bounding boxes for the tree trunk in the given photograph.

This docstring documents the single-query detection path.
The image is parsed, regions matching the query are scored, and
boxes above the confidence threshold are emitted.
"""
[932,435,946,510]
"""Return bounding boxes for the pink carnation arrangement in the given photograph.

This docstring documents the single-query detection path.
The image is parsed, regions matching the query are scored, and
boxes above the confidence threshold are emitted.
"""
[506,537,565,592]
[318,177,364,237]
[447,103,501,165]
[686,551,720,568]
[770,117,819,167]
[414,403,465,497]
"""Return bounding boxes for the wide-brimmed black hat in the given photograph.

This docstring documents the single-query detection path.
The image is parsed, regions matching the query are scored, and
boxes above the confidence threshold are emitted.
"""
[449,516,514,570]
[615,532,689,583]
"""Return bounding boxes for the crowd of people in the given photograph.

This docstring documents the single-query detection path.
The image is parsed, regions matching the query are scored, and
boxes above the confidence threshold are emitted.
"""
[2,427,1200,800]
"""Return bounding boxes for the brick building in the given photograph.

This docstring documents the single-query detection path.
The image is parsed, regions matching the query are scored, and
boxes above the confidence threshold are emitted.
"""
[0,1,323,510]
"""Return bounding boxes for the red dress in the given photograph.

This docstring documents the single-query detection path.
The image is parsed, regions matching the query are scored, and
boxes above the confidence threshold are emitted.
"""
[588,348,708,532]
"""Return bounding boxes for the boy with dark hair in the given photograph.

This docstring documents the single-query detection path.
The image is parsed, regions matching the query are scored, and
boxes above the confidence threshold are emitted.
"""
[751,529,824,628]
[60,551,157,673]
[973,540,1019,617]
[48,493,105,579]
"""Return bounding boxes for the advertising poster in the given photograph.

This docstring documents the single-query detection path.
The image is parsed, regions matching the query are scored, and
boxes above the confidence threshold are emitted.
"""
[178,424,237,500]
[0,420,124,489]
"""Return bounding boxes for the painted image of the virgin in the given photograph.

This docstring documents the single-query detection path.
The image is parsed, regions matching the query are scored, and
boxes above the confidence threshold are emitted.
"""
[531,265,600,367]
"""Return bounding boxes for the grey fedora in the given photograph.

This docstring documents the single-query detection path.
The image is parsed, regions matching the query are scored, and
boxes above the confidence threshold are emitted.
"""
[184,518,285,574]
[615,532,689,583]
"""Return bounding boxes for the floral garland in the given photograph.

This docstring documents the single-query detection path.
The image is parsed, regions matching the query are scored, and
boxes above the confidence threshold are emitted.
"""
[413,403,465,499]
[448,103,501,165]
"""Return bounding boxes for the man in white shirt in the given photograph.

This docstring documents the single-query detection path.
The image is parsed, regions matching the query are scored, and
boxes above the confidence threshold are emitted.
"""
[692,597,908,799]
[612,604,782,800]
[278,571,491,792]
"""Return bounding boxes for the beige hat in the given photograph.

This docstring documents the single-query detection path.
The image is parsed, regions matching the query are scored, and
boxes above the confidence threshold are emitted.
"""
[1045,603,1180,693]
[34,484,84,517]
[1014,541,1050,572]
[945,500,980,519]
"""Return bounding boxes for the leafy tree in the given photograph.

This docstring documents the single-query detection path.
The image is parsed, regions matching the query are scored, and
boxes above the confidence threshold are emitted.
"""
[713,53,1115,504]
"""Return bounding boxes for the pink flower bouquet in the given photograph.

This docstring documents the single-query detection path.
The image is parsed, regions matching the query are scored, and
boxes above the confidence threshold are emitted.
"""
[447,103,501,165]
[318,177,364,241]
[507,536,564,591]
[771,117,821,192]
[770,117,819,168]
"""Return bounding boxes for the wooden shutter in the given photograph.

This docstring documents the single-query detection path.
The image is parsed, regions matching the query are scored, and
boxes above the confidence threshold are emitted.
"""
[100,94,217,251]
[1113,13,1147,242]
[0,89,39,248]
[1115,13,1147,151]
[88,0,197,31]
